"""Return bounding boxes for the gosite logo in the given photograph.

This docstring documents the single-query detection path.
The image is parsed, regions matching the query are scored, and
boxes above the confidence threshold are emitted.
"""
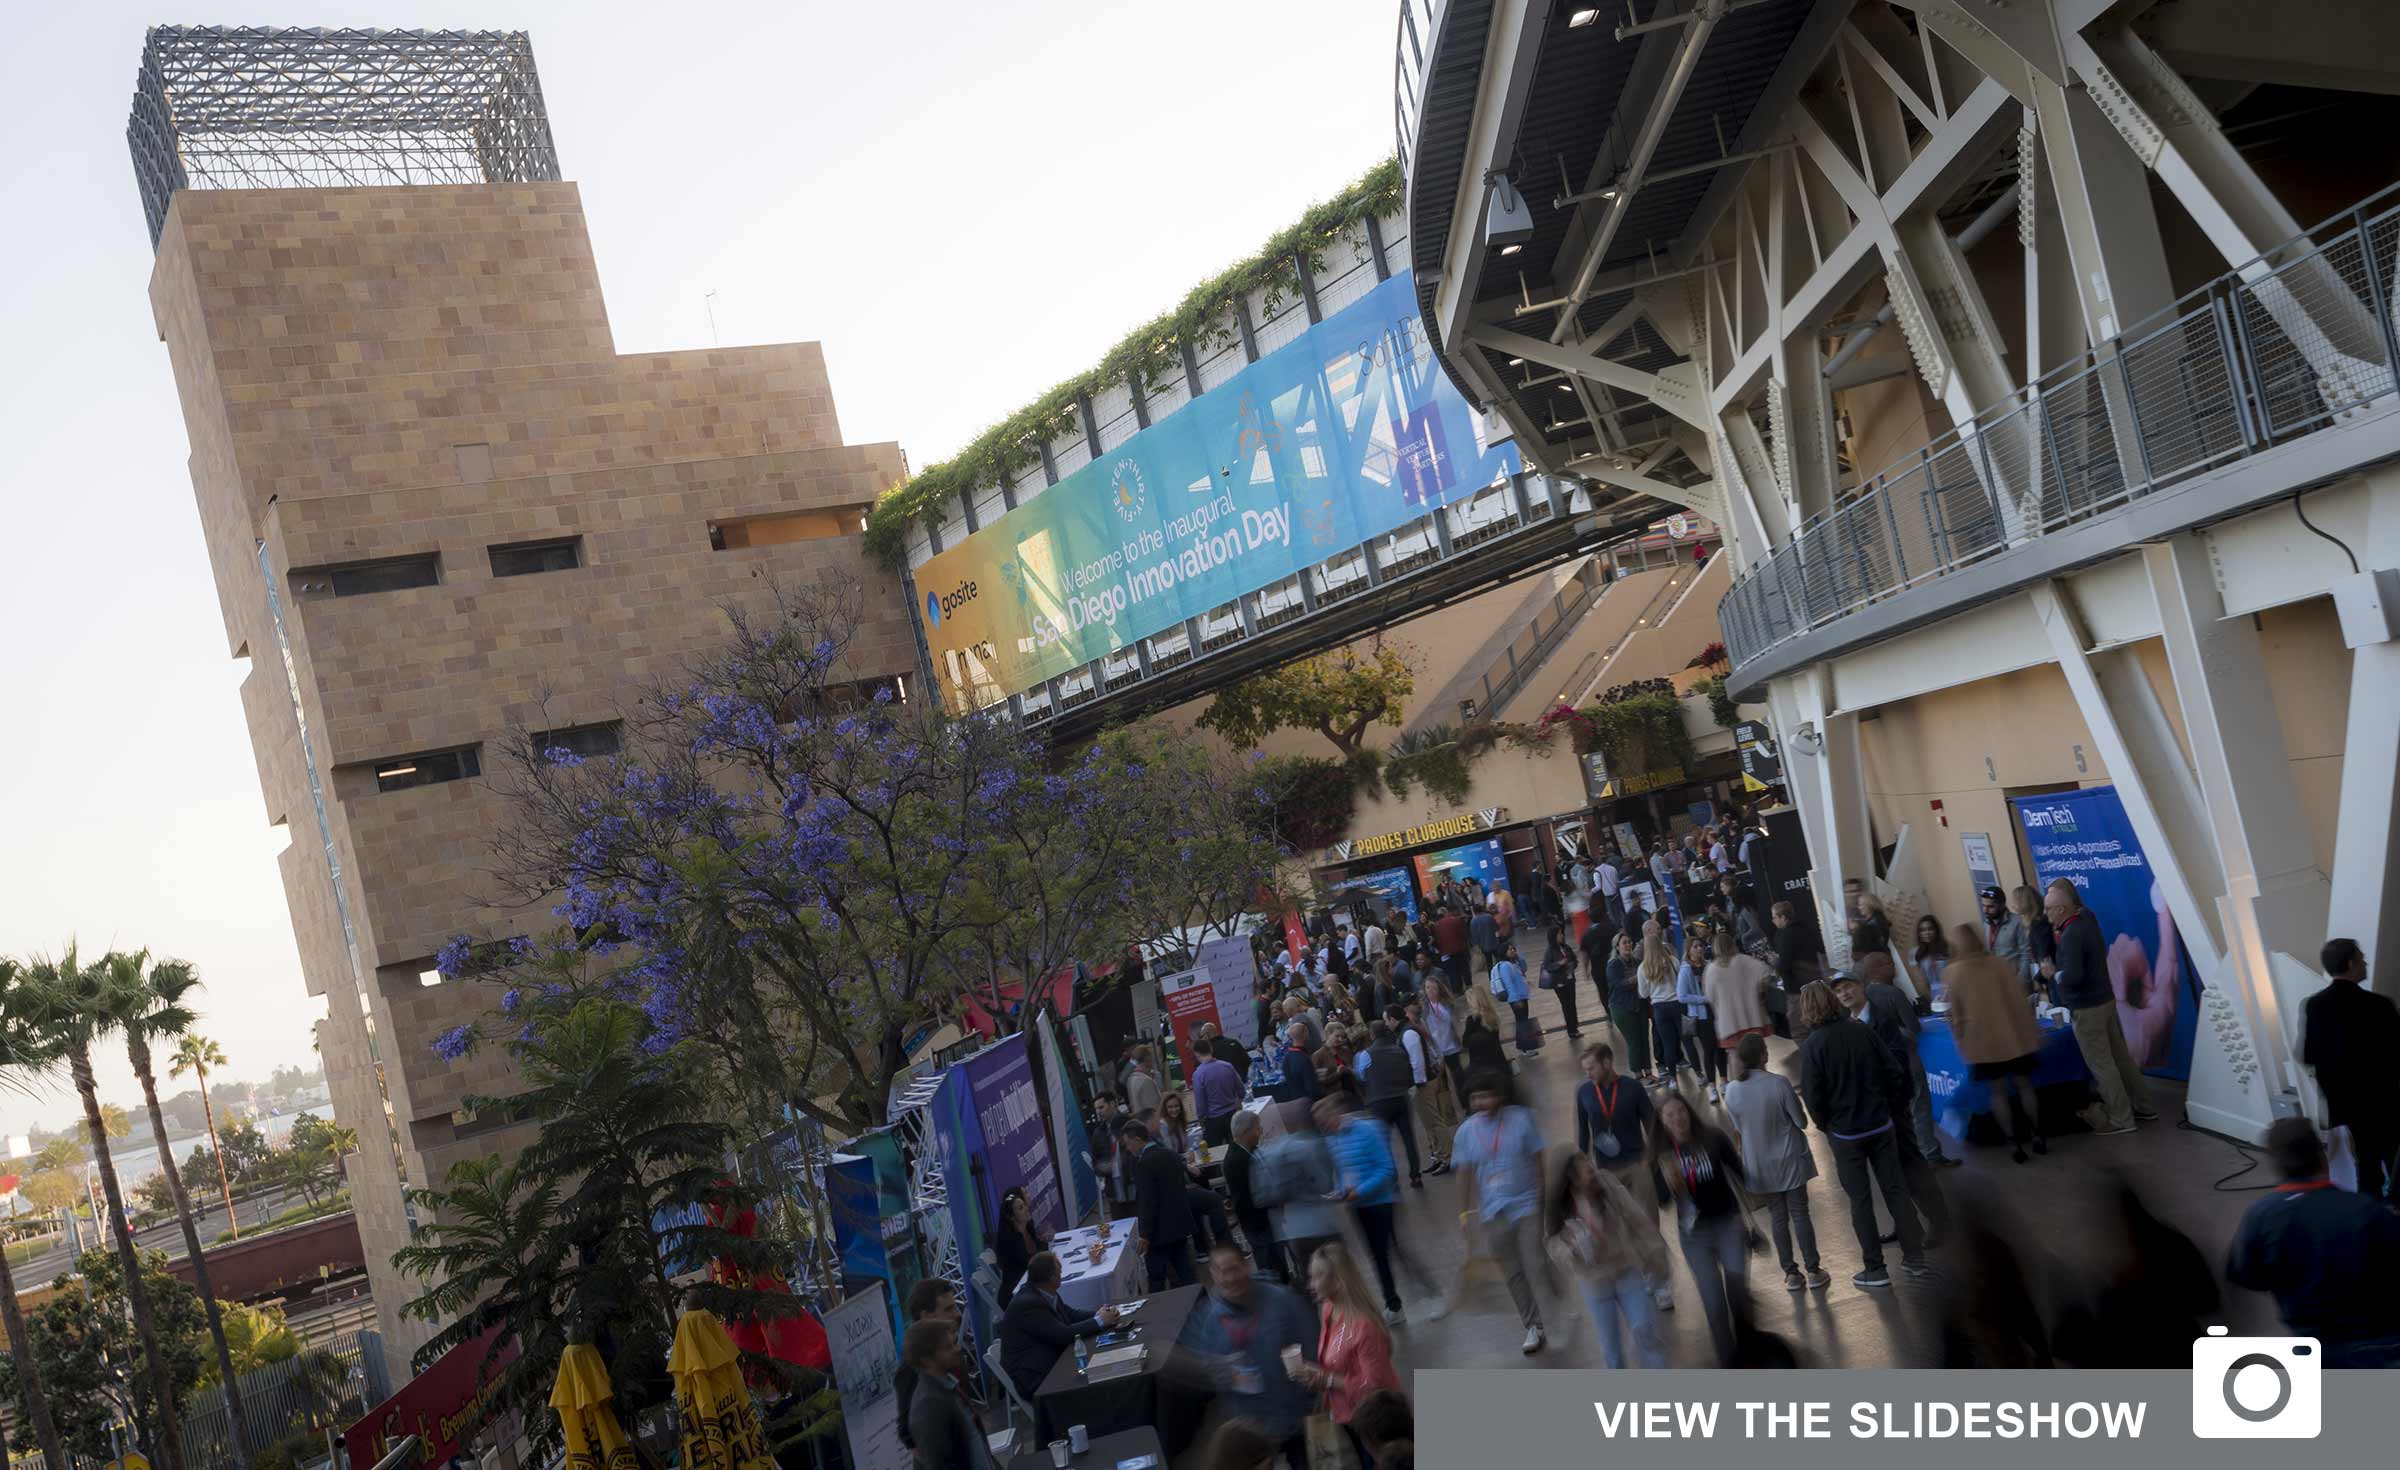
[926,579,978,629]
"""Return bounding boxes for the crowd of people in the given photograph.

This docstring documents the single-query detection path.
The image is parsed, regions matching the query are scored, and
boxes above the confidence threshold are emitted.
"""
[898,821,2400,1468]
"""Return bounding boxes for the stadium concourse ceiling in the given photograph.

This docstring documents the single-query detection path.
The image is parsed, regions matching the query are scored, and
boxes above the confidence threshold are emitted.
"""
[1405,0,1834,482]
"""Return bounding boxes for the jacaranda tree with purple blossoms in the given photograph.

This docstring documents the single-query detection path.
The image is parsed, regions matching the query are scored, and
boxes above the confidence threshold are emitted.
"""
[473,578,1284,1134]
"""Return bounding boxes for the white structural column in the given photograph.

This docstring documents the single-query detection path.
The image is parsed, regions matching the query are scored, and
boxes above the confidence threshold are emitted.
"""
[1777,666,1875,969]
[2026,69,2178,492]
[2323,499,2400,1003]
[2029,577,2274,1140]
[2146,534,2332,1109]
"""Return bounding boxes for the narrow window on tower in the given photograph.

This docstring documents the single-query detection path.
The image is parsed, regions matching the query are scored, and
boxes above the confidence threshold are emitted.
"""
[529,721,623,762]
[365,745,482,794]
[488,536,583,577]
[289,552,440,599]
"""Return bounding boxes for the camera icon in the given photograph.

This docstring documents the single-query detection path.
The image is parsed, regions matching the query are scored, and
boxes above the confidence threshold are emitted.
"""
[2191,1326,2320,1438]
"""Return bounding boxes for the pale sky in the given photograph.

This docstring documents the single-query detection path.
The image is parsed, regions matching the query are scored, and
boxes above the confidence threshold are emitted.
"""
[0,1,1397,1131]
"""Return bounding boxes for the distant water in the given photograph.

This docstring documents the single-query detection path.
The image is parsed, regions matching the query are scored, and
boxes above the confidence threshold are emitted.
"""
[70,1104,336,1189]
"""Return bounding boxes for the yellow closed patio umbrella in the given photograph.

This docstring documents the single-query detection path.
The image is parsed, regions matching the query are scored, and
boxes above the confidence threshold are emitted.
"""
[669,1308,774,1470]
[550,1343,642,1470]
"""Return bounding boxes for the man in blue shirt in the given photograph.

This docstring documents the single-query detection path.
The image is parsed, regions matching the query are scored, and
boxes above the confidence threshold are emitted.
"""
[1489,943,1535,1054]
[1318,1095,1417,1322]
[1181,1242,1320,1457]
[1452,1070,1549,1353]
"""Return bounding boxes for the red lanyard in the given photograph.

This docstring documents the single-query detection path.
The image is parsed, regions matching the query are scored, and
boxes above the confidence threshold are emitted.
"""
[2275,1179,2336,1194]
[1590,1078,1620,1124]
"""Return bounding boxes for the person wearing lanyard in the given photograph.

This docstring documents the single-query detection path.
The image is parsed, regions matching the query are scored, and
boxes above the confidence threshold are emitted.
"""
[1574,1041,1672,1311]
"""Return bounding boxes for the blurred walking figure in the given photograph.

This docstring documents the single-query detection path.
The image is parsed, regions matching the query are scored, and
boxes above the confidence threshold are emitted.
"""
[1320,1095,1432,1323]
[1544,1152,1669,1368]
[1451,1070,1551,1354]
[1795,982,1929,1288]
[2040,879,2156,1135]
[1250,1102,1344,1291]
[2051,1181,2217,1366]
[1652,1093,1754,1364]
[1941,924,2048,1162]
[1936,1187,2052,1368]
[1722,1033,1826,1290]
[2226,1117,2400,1366]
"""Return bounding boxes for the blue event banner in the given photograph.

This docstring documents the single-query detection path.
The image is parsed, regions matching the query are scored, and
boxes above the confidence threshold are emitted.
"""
[917,270,1523,712]
[2009,784,2201,1081]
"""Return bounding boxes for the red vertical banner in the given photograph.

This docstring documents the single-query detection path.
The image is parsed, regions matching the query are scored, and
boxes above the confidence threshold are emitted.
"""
[1281,908,1307,960]
[1158,968,1224,1085]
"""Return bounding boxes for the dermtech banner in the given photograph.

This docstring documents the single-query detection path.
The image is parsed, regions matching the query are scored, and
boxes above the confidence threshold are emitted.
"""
[916,270,1521,713]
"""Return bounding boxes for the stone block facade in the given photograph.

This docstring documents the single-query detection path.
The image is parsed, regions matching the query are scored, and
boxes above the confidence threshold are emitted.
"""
[145,181,915,1376]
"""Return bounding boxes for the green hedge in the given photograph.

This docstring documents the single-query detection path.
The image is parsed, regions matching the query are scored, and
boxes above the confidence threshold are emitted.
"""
[864,157,1404,567]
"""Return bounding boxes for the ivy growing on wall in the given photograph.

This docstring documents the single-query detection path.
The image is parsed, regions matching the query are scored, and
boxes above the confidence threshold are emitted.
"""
[864,157,1405,567]
[1696,674,1741,730]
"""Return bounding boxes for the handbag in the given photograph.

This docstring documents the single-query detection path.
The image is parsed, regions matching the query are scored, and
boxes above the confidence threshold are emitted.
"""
[1305,1396,1354,1470]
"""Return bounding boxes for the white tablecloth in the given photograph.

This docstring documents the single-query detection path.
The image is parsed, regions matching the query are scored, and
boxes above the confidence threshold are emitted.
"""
[1051,1221,1146,1313]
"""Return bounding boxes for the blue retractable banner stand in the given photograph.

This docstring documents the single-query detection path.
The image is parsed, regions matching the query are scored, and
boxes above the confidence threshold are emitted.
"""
[2009,784,2201,1080]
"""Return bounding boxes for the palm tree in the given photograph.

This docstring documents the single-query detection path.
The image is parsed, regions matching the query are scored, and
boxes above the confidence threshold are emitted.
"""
[20,944,188,1470]
[0,959,75,1470]
[171,1032,238,1240]
[104,950,255,1466]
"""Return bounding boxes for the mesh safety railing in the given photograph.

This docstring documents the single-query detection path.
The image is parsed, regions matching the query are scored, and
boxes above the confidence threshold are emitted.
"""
[1719,184,2400,672]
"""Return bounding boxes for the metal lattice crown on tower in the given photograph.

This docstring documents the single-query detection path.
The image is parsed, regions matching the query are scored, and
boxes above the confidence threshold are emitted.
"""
[128,25,563,247]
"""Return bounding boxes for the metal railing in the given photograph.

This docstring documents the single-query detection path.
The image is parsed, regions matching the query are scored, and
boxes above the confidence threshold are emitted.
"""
[1393,0,1443,189]
[1719,183,2400,672]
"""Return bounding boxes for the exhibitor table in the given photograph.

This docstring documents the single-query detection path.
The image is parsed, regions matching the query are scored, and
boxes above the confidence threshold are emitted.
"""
[1032,1284,1203,1445]
[1917,1012,2091,1152]
[1051,1221,1146,1314]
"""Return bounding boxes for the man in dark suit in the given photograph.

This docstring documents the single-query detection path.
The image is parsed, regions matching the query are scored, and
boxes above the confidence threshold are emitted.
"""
[1125,1119,1200,1288]
[2303,937,2400,1198]
[997,1251,1120,1407]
